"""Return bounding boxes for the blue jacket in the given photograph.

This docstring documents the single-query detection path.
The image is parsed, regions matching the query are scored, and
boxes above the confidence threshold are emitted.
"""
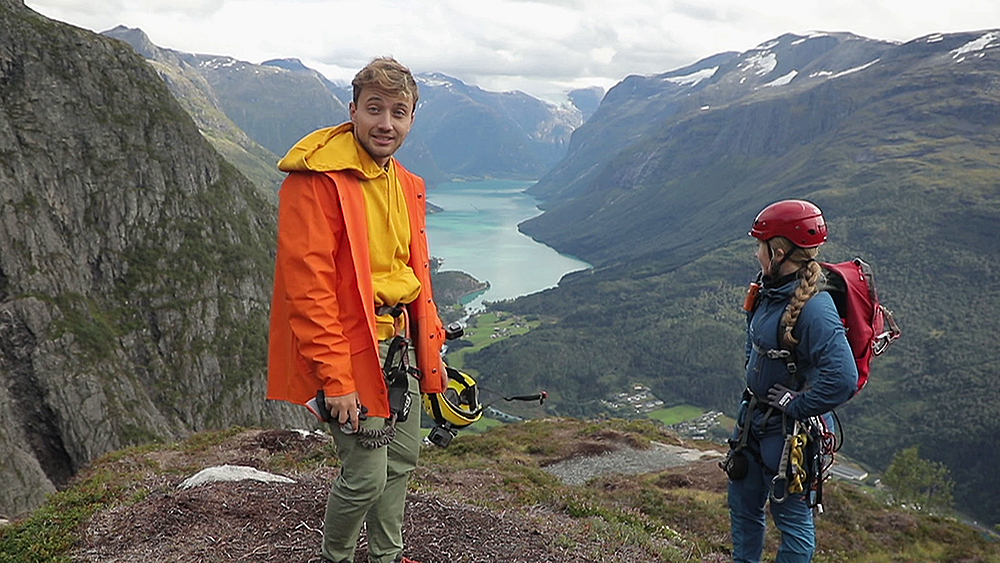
[744,275,858,422]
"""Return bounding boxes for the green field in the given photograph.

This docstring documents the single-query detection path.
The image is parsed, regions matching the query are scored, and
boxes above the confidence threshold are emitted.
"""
[444,311,539,370]
[445,312,709,433]
[644,404,705,425]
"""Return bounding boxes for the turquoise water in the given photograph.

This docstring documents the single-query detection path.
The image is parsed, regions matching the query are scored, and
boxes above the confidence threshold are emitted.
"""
[425,179,590,311]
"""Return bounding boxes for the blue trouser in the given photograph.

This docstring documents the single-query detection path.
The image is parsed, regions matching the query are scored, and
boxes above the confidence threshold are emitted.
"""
[728,430,815,563]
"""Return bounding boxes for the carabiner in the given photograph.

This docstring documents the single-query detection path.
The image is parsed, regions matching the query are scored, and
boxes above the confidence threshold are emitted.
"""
[770,475,789,503]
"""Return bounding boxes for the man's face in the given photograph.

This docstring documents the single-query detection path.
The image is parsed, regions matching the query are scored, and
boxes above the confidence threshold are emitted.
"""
[350,87,415,167]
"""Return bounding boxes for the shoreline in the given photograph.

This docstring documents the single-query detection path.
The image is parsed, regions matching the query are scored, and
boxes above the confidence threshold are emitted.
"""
[426,179,591,317]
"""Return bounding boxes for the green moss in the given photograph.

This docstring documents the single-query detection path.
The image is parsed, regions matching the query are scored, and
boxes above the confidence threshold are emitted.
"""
[48,293,119,362]
[0,470,124,563]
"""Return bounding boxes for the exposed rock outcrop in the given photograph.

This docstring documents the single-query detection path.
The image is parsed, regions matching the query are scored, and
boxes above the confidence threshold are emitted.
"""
[0,0,304,517]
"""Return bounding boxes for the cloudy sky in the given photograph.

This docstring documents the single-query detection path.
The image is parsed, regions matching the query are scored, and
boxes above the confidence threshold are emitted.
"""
[23,0,1000,103]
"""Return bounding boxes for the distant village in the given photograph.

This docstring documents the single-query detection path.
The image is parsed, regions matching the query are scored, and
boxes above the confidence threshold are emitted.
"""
[489,382,868,480]
[602,384,665,414]
[485,312,526,339]
[602,384,725,441]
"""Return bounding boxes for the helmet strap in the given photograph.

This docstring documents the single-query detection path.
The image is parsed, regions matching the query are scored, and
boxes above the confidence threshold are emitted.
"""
[767,241,804,279]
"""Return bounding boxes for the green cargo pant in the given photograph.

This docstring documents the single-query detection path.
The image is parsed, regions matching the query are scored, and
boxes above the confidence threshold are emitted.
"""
[322,342,421,563]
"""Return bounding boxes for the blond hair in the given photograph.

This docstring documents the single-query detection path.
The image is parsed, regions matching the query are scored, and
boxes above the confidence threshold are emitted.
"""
[352,57,419,108]
[768,237,823,348]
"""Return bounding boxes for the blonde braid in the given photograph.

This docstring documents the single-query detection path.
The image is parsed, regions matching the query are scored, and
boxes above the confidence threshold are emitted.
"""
[775,243,822,348]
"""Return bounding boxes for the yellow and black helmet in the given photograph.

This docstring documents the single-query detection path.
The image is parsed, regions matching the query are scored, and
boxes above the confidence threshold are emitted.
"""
[422,366,483,428]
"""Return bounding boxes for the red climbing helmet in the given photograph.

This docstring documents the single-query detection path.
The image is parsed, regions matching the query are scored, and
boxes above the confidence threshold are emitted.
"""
[749,199,828,248]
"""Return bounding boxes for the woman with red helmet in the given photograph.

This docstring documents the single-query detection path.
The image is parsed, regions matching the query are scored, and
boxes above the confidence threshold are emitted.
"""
[727,200,857,563]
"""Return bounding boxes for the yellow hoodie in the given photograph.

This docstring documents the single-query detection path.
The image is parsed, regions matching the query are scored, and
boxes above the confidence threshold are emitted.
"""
[268,123,446,417]
[278,123,421,340]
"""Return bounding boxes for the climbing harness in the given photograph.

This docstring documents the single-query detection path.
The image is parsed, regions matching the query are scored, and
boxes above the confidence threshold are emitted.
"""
[344,333,420,449]
[720,393,760,481]
[315,315,547,449]
[768,414,839,513]
[306,303,421,449]
[307,331,418,449]
[723,387,841,512]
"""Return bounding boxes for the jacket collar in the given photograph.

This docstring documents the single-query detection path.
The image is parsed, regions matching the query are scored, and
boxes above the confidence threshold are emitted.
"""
[760,272,798,300]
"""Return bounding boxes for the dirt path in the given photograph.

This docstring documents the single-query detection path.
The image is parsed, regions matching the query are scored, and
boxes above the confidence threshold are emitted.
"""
[543,440,723,485]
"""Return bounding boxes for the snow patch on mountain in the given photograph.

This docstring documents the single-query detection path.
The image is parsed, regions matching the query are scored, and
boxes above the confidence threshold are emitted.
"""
[952,32,999,59]
[663,66,718,87]
[740,52,778,76]
[764,70,798,87]
[200,57,238,70]
[419,74,457,89]
[832,59,880,78]
[791,32,831,45]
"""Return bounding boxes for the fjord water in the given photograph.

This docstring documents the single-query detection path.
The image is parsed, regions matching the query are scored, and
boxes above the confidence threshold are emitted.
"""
[426,179,590,311]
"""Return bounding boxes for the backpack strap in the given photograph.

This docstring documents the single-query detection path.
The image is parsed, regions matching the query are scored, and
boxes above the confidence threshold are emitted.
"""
[771,320,805,391]
[733,391,762,449]
[748,270,806,390]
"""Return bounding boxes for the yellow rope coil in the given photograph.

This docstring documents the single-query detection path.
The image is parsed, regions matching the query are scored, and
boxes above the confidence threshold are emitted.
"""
[788,432,809,493]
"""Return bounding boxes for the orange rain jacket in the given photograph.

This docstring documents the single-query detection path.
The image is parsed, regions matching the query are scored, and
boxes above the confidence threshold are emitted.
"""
[267,124,446,419]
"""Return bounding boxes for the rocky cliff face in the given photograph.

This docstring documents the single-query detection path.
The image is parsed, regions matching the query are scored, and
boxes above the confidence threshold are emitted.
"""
[0,0,302,517]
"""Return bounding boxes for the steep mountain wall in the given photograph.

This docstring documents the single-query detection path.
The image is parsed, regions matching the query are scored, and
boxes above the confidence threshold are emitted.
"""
[101,26,285,194]
[404,73,581,179]
[0,0,304,517]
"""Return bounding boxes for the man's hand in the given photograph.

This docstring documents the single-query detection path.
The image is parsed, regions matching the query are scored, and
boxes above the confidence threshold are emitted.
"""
[326,391,362,433]
[766,384,798,412]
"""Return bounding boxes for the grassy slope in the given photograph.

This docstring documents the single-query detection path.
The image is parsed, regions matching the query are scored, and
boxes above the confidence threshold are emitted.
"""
[2,423,999,563]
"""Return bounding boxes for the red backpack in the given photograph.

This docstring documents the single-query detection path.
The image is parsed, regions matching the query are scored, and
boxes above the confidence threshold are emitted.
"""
[820,258,901,393]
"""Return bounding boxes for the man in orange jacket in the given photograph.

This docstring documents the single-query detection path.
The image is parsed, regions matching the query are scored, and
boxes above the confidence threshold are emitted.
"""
[267,57,446,563]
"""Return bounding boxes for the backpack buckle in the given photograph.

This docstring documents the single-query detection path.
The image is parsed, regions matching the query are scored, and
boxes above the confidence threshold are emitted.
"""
[765,349,791,360]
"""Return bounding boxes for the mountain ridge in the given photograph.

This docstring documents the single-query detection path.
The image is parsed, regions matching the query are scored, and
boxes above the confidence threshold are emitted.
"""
[100,25,286,194]
[464,29,1000,525]
[102,27,586,187]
